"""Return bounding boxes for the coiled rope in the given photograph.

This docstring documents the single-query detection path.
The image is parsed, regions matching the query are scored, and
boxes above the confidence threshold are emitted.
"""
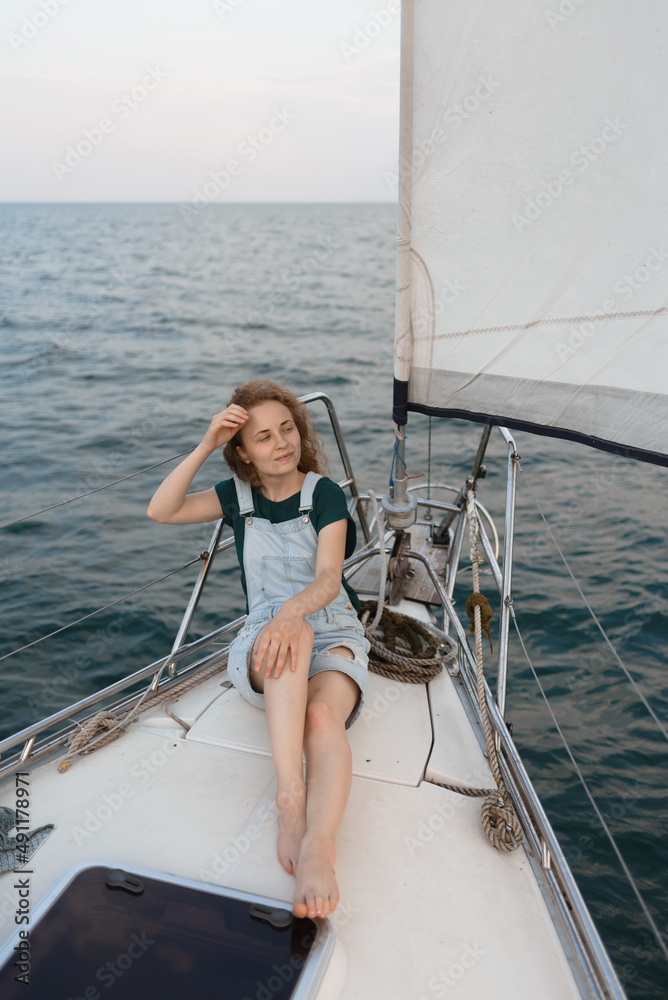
[359,489,521,849]
[360,600,457,682]
[358,492,457,682]
[57,655,225,772]
[442,487,522,851]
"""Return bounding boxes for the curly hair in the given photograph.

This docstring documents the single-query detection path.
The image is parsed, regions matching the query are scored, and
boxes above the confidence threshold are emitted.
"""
[222,379,329,489]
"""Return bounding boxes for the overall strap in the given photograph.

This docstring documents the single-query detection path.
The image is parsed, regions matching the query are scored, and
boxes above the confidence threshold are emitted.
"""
[233,475,255,517]
[298,471,323,514]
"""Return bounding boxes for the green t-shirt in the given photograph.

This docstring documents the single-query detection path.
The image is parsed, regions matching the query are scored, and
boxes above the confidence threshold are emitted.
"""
[214,475,361,615]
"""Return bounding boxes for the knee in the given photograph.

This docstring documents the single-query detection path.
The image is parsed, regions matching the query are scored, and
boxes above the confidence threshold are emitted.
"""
[304,698,337,734]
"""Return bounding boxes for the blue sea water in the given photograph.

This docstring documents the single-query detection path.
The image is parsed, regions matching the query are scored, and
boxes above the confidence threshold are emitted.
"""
[1,202,667,998]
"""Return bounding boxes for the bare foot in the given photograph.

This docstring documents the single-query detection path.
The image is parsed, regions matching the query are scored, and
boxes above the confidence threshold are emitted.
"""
[292,837,339,919]
[276,786,307,875]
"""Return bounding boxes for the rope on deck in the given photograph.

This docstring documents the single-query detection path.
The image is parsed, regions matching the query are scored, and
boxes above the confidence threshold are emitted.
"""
[359,492,457,683]
[57,656,225,772]
[362,485,521,850]
[447,487,522,852]
[360,600,457,682]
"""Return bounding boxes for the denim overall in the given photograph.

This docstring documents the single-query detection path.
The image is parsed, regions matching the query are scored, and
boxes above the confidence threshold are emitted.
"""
[225,471,370,729]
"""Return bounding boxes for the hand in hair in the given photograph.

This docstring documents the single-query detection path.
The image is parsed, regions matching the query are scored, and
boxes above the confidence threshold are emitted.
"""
[201,405,249,452]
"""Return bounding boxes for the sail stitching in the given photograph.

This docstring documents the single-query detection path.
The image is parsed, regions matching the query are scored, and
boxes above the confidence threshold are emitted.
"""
[429,307,667,340]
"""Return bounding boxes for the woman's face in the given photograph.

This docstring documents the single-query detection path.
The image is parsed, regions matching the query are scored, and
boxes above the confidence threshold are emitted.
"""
[236,399,302,480]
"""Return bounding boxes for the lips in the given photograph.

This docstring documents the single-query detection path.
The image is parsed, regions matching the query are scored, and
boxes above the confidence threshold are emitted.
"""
[275,452,294,463]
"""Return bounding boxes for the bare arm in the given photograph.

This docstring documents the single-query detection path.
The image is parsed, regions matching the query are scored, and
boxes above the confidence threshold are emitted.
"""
[146,404,249,524]
[278,518,347,619]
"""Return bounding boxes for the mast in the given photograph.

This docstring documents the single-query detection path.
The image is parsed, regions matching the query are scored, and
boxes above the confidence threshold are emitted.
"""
[386,0,417,529]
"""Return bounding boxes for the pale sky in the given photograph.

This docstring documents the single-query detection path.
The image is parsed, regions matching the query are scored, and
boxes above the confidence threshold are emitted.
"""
[1,0,401,202]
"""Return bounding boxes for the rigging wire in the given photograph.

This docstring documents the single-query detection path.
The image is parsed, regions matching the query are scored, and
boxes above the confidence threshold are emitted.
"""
[511,614,668,962]
[0,451,192,530]
[0,559,199,664]
[518,462,668,746]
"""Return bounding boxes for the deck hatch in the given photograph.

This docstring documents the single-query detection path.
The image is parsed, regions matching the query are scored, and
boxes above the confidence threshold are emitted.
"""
[0,861,332,1000]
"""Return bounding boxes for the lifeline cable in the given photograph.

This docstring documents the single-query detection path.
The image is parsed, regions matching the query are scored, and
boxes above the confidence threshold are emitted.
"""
[0,451,192,530]
[512,614,668,962]
[518,462,668,745]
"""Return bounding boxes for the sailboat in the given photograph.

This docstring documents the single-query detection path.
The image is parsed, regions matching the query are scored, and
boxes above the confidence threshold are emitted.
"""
[1,1,666,997]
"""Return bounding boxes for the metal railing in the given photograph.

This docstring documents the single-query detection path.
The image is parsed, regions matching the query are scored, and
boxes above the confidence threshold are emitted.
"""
[298,391,372,544]
[0,619,245,775]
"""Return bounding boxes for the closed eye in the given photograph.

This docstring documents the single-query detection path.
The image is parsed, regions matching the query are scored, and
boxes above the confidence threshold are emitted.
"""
[254,420,295,440]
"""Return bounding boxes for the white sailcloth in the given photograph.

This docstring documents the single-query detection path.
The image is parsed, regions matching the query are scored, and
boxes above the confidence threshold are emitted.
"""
[394,0,668,465]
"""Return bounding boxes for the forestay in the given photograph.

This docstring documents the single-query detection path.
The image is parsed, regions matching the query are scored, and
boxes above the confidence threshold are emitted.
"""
[393,0,668,466]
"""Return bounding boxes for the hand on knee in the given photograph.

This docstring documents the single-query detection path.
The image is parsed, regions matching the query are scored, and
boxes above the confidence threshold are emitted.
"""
[252,616,313,680]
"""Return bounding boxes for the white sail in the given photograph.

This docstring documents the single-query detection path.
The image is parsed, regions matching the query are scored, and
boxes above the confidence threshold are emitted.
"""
[394,0,668,466]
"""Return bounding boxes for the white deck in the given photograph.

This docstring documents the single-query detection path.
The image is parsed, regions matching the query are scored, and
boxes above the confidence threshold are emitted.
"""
[0,619,583,999]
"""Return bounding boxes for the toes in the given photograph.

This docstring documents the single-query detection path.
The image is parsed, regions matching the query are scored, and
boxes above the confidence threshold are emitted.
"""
[277,850,294,875]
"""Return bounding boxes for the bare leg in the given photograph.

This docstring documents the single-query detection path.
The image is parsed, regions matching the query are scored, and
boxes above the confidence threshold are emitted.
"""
[249,622,313,875]
[293,650,360,919]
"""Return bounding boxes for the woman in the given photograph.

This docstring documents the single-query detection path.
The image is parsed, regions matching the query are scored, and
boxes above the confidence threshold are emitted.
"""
[146,379,370,922]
